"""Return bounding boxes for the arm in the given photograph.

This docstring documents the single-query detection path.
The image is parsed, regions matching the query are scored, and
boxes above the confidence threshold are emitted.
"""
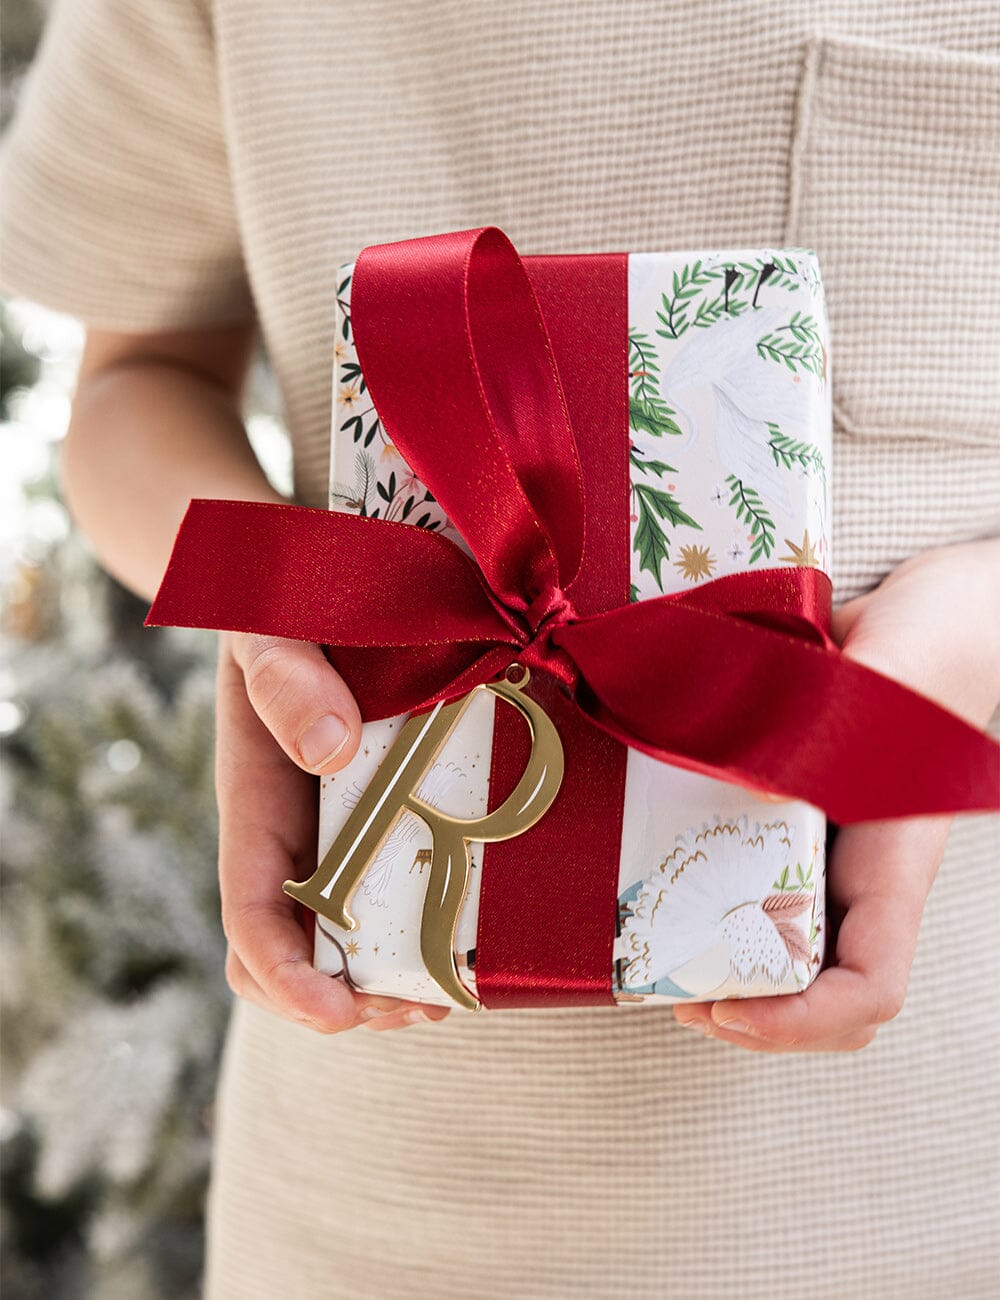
[63,323,275,600]
[62,326,450,1032]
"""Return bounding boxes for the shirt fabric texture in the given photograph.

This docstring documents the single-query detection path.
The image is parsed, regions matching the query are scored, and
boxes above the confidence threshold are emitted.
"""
[1,3,998,1297]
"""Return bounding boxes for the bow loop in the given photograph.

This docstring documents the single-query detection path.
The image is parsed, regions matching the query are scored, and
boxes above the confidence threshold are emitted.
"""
[352,227,587,612]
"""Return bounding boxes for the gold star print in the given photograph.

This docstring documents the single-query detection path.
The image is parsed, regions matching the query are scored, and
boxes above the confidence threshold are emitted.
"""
[780,530,819,567]
[372,944,380,955]
[344,940,360,956]
[673,544,716,583]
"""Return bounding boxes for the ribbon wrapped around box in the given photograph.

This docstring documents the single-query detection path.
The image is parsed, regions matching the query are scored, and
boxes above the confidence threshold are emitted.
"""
[147,226,1000,1013]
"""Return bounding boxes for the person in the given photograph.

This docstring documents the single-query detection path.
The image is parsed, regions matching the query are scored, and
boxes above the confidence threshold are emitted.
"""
[2,2,998,1296]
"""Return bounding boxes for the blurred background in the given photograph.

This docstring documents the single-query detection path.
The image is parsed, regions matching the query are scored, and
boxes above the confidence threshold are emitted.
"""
[1,5,291,1295]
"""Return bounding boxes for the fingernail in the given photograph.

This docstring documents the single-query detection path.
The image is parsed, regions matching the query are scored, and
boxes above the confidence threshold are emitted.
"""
[359,1006,390,1022]
[299,715,349,770]
[677,1016,714,1035]
[403,1009,432,1026]
[715,1018,755,1036]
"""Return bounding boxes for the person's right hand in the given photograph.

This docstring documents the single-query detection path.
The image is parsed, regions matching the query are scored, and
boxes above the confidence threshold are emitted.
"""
[215,630,453,1034]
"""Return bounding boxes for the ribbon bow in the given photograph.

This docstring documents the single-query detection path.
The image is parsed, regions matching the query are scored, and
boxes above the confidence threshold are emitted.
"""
[148,227,999,825]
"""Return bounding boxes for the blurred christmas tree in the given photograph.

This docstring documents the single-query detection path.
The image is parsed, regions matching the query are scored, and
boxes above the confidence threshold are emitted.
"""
[1,634,224,1300]
[1,292,290,1298]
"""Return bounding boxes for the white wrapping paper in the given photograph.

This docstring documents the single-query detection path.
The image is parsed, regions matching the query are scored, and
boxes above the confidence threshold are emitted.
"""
[314,247,833,1009]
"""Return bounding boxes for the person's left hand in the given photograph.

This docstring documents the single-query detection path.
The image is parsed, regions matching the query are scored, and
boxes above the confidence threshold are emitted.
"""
[673,537,1000,1052]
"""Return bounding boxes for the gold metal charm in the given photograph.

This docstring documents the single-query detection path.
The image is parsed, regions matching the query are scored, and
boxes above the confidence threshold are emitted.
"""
[284,665,564,1010]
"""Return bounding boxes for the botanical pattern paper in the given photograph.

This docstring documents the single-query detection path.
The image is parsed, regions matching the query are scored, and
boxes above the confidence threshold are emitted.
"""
[316,248,832,1008]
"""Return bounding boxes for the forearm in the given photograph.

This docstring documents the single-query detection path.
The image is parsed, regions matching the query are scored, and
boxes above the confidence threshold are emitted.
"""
[61,354,283,602]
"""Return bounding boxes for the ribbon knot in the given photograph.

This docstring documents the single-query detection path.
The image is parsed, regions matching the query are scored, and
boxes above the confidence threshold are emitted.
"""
[519,585,581,689]
[525,584,578,635]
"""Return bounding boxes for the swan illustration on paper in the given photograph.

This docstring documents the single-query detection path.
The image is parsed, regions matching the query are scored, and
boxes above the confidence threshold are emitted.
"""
[339,760,469,908]
[619,818,815,996]
[650,303,820,516]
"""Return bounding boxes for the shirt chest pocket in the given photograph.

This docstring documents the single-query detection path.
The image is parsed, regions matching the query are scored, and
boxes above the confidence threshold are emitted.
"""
[786,34,1000,449]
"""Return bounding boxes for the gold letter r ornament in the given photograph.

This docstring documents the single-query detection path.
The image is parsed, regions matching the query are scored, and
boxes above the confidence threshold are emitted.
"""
[283,666,564,1010]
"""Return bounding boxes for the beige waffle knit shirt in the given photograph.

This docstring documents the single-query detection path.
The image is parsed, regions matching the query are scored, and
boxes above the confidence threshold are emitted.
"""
[2,3,999,1297]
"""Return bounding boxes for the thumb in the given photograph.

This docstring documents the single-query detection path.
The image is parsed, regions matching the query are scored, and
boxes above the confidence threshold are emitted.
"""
[228,632,363,773]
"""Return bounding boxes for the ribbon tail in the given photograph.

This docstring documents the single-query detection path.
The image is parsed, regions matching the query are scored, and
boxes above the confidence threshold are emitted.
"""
[557,600,1000,823]
[146,499,521,718]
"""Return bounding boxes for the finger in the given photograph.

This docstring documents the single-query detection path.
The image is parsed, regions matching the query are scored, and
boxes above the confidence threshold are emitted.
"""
[225,947,447,1032]
[361,1002,452,1031]
[225,849,449,1032]
[673,1004,878,1053]
[345,990,451,1030]
[830,591,872,646]
[676,817,951,1050]
[218,646,451,1033]
[217,643,360,1031]
[227,940,451,1031]
[702,911,913,1047]
[225,945,300,1020]
[223,887,363,1032]
[228,631,363,774]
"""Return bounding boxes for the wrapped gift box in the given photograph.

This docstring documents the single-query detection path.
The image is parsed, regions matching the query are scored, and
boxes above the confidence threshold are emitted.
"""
[314,244,833,1009]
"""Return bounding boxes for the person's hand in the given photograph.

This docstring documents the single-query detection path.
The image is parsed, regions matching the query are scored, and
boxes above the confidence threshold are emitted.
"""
[674,537,1000,1052]
[215,630,453,1033]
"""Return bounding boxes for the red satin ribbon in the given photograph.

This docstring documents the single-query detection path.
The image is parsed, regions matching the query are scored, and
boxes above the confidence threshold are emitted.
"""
[147,226,1000,1006]
[475,251,631,1006]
